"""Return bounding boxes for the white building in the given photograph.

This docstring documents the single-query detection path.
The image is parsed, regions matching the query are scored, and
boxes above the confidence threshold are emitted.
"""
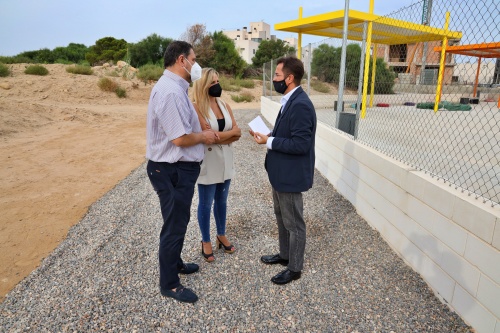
[223,22,277,64]
[283,37,297,49]
[454,60,497,85]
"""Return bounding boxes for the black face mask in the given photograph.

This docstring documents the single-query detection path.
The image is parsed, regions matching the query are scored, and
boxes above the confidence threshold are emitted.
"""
[208,83,222,97]
[273,79,288,94]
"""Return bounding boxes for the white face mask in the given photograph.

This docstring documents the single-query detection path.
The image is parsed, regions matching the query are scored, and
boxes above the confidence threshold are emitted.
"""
[183,58,202,82]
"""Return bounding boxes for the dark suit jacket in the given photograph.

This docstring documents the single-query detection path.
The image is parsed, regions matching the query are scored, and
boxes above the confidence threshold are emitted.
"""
[265,86,317,193]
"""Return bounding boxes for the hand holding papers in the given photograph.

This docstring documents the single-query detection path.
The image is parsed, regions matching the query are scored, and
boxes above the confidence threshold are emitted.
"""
[248,116,271,138]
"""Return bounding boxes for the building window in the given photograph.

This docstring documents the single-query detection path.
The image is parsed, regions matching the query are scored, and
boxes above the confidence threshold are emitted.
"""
[389,44,407,62]
[253,49,256,54]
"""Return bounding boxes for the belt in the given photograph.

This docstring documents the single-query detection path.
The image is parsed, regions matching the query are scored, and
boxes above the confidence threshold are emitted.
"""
[150,160,202,166]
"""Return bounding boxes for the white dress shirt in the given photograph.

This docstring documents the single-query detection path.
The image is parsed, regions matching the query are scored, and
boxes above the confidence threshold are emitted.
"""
[266,86,300,150]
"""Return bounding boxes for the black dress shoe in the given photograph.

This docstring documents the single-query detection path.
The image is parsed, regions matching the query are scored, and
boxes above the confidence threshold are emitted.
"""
[160,284,198,303]
[260,254,289,266]
[271,269,301,285]
[178,263,199,275]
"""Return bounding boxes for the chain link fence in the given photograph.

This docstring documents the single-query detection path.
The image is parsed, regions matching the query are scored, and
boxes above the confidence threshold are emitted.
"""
[263,0,499,206]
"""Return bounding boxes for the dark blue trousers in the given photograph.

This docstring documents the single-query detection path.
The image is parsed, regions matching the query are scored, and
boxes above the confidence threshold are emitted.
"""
[146,160,200,290]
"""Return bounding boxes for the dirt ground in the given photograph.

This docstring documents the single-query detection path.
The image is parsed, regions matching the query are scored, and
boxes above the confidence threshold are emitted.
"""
[0,63,261,301]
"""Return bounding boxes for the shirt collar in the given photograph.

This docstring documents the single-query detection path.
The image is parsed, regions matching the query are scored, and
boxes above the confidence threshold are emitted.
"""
[280,86,300,108]
[164,69,190,92]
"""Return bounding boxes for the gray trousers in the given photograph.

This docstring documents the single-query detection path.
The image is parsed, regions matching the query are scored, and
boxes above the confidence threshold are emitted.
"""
[272,188,306,272]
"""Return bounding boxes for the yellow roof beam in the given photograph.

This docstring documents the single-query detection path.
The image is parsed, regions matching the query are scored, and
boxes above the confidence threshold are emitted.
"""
[274,9,462,44]
[374,16,462,40]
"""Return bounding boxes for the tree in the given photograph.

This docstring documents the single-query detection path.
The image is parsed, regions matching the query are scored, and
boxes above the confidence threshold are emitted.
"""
[180,24,215,68]
[180,23,206,46]
[17,44,89,64]
[52,43,89,63]
[367,57,397,94]
[194,35,215,68]
[252,39,296,68]
[86,37,128,65]
[311,43,396,94]
[18,48,54,63]
[311,44,341,83]
[128,34,172,67]
[207,31,245,76]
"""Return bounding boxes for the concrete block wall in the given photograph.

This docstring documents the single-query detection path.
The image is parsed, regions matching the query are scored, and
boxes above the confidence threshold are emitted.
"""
[261,96,500,333]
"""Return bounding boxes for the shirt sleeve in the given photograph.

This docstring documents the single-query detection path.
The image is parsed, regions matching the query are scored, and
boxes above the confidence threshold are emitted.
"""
[155,92,193,141]
[267,136,274,150]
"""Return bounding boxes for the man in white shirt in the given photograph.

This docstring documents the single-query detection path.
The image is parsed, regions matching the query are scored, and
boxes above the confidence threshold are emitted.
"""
[146,40,218,303]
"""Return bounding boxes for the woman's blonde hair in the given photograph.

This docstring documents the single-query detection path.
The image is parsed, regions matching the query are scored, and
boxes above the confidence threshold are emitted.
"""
[192,67,219,120]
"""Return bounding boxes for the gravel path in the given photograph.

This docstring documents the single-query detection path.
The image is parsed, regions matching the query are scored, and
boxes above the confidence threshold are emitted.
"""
[0,109,472,332]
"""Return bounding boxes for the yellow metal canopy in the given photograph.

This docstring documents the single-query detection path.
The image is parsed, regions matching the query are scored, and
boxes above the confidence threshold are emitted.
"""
[434,42,500,58]
[275,9,462,45]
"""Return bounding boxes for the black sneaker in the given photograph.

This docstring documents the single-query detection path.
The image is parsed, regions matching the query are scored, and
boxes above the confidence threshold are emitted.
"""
[178,263,199,275]
[160,284,198,303]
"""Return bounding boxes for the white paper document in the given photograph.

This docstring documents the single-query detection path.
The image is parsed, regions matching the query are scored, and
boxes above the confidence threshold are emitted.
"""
[248,116,271,135]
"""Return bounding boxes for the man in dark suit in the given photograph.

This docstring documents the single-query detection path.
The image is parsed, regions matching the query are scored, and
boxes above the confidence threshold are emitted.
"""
[251,56,317,284]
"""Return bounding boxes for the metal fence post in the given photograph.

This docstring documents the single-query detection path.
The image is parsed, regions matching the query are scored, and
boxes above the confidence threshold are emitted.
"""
[354,22,368,140]
[307,43,312,95]
[270,59,273,99]
[336,0,350,128]
[263,63,266,97]
[418,0,433,85]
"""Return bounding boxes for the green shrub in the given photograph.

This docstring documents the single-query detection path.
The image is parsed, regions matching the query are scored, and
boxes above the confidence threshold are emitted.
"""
[310,80,330,93]
[98,77,118,92]
[0,63,10,77]
[231,92,253,103]
[222,84,241,92]
[137,64,164,82]
[312,43,395,94]
[219,76,255,91]
[0,55,33,64]
[234,78,255,89]
[13,56,34,64]
[66,65,93,75]
[0,56,13,64]
[24,65,49,76]
[219,76,241,92]
[115,87,127,98]
[55,59,73,64]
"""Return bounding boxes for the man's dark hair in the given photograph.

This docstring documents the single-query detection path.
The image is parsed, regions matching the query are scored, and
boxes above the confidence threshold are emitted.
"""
[276,56,304,85]
[164,40,193,68]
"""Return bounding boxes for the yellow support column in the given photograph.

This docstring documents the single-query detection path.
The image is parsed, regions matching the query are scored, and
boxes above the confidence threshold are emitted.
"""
[361,0,375,118]
[434,12,450,112]
[369,43,377,107]
[298,7,303,59]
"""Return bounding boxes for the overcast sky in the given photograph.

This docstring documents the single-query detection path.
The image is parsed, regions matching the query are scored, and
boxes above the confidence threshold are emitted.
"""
[0,0,420,56]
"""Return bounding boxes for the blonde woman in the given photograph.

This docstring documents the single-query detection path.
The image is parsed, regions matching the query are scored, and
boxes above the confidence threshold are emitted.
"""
[192,68,241,262]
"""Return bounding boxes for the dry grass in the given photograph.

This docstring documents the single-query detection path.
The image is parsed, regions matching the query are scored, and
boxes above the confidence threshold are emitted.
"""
[231,92,253,103]
[66,65,93,75]
[98,77,118,92]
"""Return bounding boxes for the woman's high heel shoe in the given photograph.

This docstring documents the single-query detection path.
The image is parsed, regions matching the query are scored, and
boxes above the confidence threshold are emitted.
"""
[216,236,236,254]
[201,241,215,262]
